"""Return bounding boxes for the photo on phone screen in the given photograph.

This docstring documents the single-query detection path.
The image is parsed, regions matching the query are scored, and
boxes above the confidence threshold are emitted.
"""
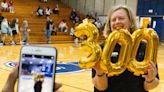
[18,46,57,92]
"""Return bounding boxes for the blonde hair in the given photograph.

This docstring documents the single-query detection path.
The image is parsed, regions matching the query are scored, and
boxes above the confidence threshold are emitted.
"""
[23,20,28,28]
[103,5,137,37]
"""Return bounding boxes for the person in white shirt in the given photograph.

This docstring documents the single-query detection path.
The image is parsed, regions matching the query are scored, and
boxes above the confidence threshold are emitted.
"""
[45,7,52,16]
[1,18,11,45]
[94,18,102,31]
[36,5,44,16]
[70,27,74,36]
[58,19,68,32]
[1,0,8,12]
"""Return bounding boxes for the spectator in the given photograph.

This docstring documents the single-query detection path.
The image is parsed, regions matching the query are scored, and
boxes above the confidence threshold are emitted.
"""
[10,18,19,45]
[45,17,53,43]
[1,18,11,45]
[52,4,59,14]
[0,12,4,43]
[36,5,44,16]
[70,9,77,22]
[51,21,57,36]
[74,16,81,24]
[21,19,30,45]
[43,0,47,3]
[94,18,102,31]
[0,12,4,29]
[86,12,93,19]
[45,7,52,17]
[1,0,9,12]
[69,26,74,37]
[58,19,68,32]
[8,0,14,13]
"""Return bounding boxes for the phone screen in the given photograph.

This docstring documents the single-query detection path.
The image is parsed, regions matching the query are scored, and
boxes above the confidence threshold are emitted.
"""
[18,53,56,92]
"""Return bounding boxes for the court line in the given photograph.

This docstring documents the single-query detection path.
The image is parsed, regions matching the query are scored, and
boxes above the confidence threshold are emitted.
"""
[0,68,11,72]
[62,83,92,92]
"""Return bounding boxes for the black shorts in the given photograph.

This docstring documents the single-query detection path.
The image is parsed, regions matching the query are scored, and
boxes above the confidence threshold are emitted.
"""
[12,30,17,35]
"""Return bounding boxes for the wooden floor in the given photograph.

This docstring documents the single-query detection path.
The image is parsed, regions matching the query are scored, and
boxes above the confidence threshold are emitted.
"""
[0,43,164,92]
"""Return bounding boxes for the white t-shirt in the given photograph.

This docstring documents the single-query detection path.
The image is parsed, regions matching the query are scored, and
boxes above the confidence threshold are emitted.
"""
[1,2,8,9]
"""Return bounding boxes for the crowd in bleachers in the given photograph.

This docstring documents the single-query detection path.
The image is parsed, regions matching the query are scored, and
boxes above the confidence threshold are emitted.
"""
[33,4,59,17]
[1,0,14,13]
[0,0,105,45]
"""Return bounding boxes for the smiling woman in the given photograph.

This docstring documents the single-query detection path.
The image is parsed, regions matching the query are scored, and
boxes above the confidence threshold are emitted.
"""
[103,5,137,38]
[92,5,159,92]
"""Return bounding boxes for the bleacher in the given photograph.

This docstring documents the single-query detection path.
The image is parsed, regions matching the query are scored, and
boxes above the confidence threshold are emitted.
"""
[2,0,80,44]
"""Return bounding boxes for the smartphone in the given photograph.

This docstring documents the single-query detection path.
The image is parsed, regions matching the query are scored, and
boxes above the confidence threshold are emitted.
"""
[18,45,57,92]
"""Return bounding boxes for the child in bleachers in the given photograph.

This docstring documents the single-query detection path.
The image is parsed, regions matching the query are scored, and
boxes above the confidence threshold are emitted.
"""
[36,5,44,16]
[45,7,52,17]
[58,19,68,32]
[52,4,59,14]
[21,19,30,45]
[1,0,9,12]
[8,0,14,13]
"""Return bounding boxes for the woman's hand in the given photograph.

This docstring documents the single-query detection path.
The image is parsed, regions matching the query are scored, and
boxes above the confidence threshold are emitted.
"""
[144,61,157,82]
[2,64,62,92]
[55,82,62,92]
[2,64,18,92]
[92,60,108,91]
[143,61,159,90]
[93,61,104,75]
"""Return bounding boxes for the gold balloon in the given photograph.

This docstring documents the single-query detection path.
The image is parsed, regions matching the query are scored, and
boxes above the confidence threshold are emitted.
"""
[74,19,102,69]
[127,17,159,76]
[74,17,159,76]
[127,28,154,76]
[100,29,132,76]
[140,18,151,29]
[145,28,159,64]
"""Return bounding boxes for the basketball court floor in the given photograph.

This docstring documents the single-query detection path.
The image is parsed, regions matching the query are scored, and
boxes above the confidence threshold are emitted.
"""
[0,43,164,92]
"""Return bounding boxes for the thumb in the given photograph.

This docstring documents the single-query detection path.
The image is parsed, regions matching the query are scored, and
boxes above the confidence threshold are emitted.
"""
[2,65,19,92]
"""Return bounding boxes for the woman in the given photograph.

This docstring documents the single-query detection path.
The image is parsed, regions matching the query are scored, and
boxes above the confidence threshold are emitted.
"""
[1,0,9,12]
[34,74,44,92]
[92,5,159,92]
[10,18,19,45]
[1,18,10,45]
[21,19,30,45]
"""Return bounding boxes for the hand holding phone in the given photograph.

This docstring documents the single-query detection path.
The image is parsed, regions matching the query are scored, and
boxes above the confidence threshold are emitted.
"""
[18,45,57,92]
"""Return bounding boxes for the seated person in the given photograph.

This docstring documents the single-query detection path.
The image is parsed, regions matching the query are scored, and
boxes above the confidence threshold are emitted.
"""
[94,18,102,31]
[74,16,81,24]
[70,9,77,21]
[1,18,11,45]
[58,19,68,32]
[36,5,44,16]
[43,0,47,3]
[45,7,51,16]
[1,0,9,12]
[8,0,14,13]
[52,4,59,14]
